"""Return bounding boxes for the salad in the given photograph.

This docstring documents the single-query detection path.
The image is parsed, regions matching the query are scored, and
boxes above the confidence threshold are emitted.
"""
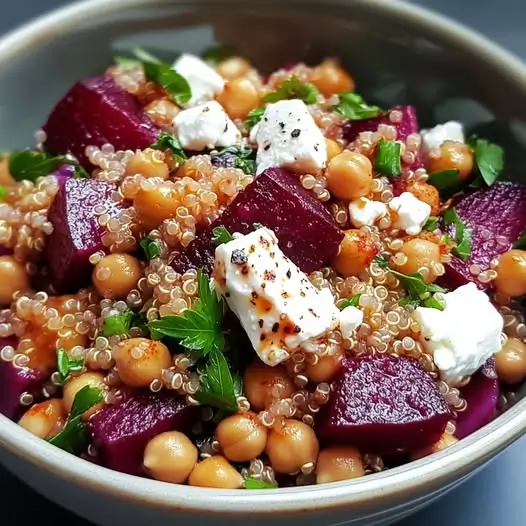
[0,47,525,490]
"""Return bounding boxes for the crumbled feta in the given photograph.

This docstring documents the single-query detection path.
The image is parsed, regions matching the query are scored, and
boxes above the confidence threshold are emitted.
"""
[348,197,388,228]
[213,227,339,366]
[388,192,431,235]
[251,99,327,175]
[172,53,225,108]
[173,101,241,151]
[420,121,465,155]
[339,306,364,340]
[413,283,503,386]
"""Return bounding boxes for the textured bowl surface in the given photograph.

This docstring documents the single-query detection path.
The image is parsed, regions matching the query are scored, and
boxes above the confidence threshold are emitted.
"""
[0,1,525,526]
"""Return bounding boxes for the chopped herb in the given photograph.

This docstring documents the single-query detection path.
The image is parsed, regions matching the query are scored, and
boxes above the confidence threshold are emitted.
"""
[427,169,461,192]
[373,254,389,269]
[48,386,103,454]
[201,45,235,65]
[132,47,162,64]
[216,146,255,175]
[339,294,361,310]
[468,136,504,187]
[148,269,225,353]
[253,222,263,231]
[243,477,278,490]
[56,348,84,385]
[333,92,383,120]
[212,226,234,246]
[8,150,85,182]
[263,76,319,105]
[390,269,446,311]
[514,232,526,250]
[423,216,439,232]
[101,310,134,337]
[443,207,472,261]
[374,139,401,177]
[150,132,187,165]
[0,185,7,200]
[139,235,162,261]
[245,107,265,129]
[114,56,141,68]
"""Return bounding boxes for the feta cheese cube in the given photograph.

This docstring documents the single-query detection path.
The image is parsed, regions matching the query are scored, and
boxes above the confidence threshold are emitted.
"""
[173,101,241,151]
[421,121,465,156]
[339,306,364,340]
[251,99,327,176]
[348,197,388,228]
[214,227,339,366]
[388,191,431,235]
[172,53,225,108]
[413,282,504,386]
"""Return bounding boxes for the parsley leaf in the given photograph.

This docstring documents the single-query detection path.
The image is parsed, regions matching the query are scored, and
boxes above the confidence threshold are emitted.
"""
[427,169,462,192]
[8,150,81,182]
[115,56,141,68]
[148,269,225,353]
[468,136,504,187]
[253,222,263,231]
[150,132,187,165]
[338,294,361,310]
[333,92,383,120]
[0,185,7,200]
[443,207,472,261]
[132,47,162,64]
[202,45,235,65]
[212,226,234,247]
[48,386,103,453]
[373,254,389,269]
[374,139,401,177]
[390,269,446,311]
[514,232,526,250]
[101,310,135,337]
[243,477,278,490]
[139,235,162,261]
[56,348,84,385]
[245,107,265,129]
[423,216,439,232]
[215,146,255,175]
[263,76,319,105]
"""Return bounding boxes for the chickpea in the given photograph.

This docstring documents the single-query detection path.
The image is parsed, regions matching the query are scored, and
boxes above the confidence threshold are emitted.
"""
[0,256,29,306]
[143,431,198,484]
[304,348,343,383]
[326,151,373,201]
[426,140,474,181]
[266,419,319,474]
[411,433,459,460]
[316,446,365,484]
[56,328,89,352]
[62,372,106,420]
[495,338,526,385]
[494,249,526,298]
[332,229,377,277]
[216,57,251,80]
[325,138,343,162]
[114,337,172,388]
[18,399,66,439]
[0,157,15,186]
[310,59,355,97]
[133,182,179,230]
[216,412,268,462]
[217,78,261,120]
[243,361,295,411]
[92,253,142,300]
[188,455,244,489]
[394,238,441,283]
[145,98,180,128]
[406,182,440,216]
[125,148,169,180]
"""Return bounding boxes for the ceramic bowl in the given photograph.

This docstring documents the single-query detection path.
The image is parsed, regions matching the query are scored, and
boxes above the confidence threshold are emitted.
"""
[0,1,525,526]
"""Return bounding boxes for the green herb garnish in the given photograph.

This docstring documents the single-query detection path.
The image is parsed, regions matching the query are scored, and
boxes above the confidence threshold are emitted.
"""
[443,207,471,261]
[468,136,504,187]
[245,107,265,129]
[423,216,439,232]
[374,139,401,177]
[243,477,278,490]
[139,235,162,261]
[253,222,263,231]
[333,92,383,120]
[0,185,7,201]
[427,169,461,192]
[56,348,84,385]
[212,226,234,247]
[514,232,526,250]
[101,310,135,337]
[115,56,141,68]
[338,294,361,310]
[8,150,86,182]
[263,76,319,105]
[201,45,235,65]
[48,386,103,453]
[390,269,446,311]
[373,254,390,269]
[150,132,187,165]
[132,47,162,64]
[215,146,255,175]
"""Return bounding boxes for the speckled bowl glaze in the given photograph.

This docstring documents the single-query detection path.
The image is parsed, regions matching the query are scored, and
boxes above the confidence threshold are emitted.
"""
[0,1,525,525]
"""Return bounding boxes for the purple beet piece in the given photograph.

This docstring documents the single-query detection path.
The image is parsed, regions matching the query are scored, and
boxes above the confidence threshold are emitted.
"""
[455,359,499,440]
[317,355,451,455]
[342,105,423,170]
[51,163,77,184]
[442,182,526,290]
[172,167,344,275]
[0,338,47,420]
[86,390,199,475]
[42,75,160,167]
[46,178,121,293]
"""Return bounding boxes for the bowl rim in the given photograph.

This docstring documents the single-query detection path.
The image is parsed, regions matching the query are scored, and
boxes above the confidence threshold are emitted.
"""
[0,0,526,516]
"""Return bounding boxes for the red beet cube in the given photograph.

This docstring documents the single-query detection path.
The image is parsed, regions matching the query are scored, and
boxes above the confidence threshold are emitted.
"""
[43,75,160,167]
[172,167,344,275]
[86,390,199,475]
[317,355,450,455]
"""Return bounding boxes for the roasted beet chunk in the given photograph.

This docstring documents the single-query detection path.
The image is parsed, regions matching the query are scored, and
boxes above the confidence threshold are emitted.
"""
[86,390,199,475]
[46,178,121,293]
[317,355,450,455]
[172,167,343,275]
[442,182,526,290]
[43,75,160,167]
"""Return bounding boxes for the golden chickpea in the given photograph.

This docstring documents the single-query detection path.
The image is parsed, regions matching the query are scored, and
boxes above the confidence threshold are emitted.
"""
[495,338,526,385]
[411,433,459,460]
[304,348,343,383]
[310,59,355,97]
[326,151,373,201]
[332,229,377,277]
[243,361,295,412]
[92,253,142,300]
[217,78,261,120]
[62,372,106,420]
[0,256,29,306]
[394,238,441,283]
[143,431,198,484]
[426,140,474,181]
[125,148,169,180]
[266,419,319,474]
[0,158,15,186]
[18,399,66,439]
[406,182,440,216]
[316,446,365,484]
[494,249,526,298]
[216,57,252,80]
[216,412,268,462]
[134,182,179,230]
[188,455,244,489]
[145,98,180,128]
[325,138,343,162]
[114,337,172,388]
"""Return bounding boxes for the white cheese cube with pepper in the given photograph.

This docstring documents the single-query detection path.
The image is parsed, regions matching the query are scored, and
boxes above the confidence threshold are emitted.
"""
[388,191,431,235]
[214,227,339,366]
[251,99,327,176]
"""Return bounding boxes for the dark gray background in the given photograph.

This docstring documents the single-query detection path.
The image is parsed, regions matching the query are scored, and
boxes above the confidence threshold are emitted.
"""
[0,1,524,525]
